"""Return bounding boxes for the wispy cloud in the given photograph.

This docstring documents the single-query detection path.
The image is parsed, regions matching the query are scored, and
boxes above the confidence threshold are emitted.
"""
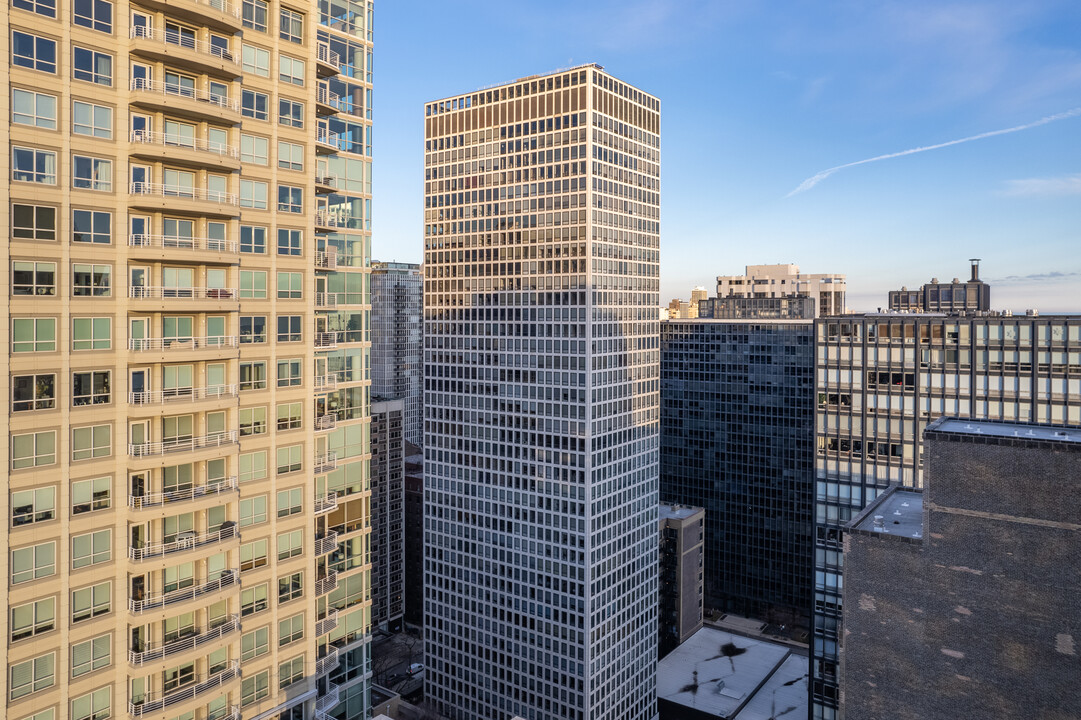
[786,107,1081,197]
[1000,174,1081,197]
[991,270,1081,284]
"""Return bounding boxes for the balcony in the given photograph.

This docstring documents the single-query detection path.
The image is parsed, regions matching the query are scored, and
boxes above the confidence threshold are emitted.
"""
[129,26,241,78]
[129,525,238,561]
[315,128,340,154]
[315,85,343,116]
[129,570,238,613]
[129,615,240,666]
[129,78,241,123]
[129,384,238,407]
[131,0,242,32]
[129,476,238,511]
[314,174,338,194]
[128,288,239,314]
[315,647,340,677]
[314,681,341,720]
[314,491,338,516]
[314,375,338,393]
[129,232,239,260]
[315,413,338,433]
[313,452,338,474]
[315,292,338,309]
[316,248,339,269]
[315,332,338,350]
[129,130,240,172]
[315,607,339,637]
[128,660,240,718]
[129,430,238,458]
[314,530,339,558]
[128,182,239,217]
[315,41,340,77]
[315,570,339,597]
[129,336,238,352]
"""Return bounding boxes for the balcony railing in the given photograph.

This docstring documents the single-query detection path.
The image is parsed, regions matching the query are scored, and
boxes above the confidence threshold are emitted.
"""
[129,286,238,300]
[129,615,240,666]
[315,413,338,432]
[129,385,237,405]
[315,646,341,677]
[129,570,238,613]
[315,292,338,309]
[315,607,339,637]
[130,130,239,158]
[313,491,338,516]
[315,128,340,150]
[314,530,339,558]
[130,181,239,205]
[314,375,338,392]
[129,476,238,510]
[315,332,338,349]
[316,85,343,111]
[316,41,341,70]
[129,525,238,561]
[128,660,240,717]
[314,681,341,719]
[129,430,238,457]
[314,209,344,228]
[315,571,339,597]
[314,174,339,192]
[130,77,240,112]
[129,336,238,352]
[315,249,339,269]
[129,232,239,253]
[313,452,338,474]
[130,25,240,65]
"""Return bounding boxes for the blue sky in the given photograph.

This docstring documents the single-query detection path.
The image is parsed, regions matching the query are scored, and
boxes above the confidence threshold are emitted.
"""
[371,0,1081,312]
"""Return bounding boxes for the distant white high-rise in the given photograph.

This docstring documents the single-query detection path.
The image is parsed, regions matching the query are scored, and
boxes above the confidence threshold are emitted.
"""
[716,263,846,317]
[422,64,661,720]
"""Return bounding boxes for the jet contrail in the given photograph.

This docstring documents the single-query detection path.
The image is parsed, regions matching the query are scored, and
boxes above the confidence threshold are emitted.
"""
[786,107,1081,197]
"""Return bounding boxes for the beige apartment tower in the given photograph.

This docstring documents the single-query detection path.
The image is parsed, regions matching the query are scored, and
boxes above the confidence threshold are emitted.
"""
[2,2,374,720]
[716,263,845,317]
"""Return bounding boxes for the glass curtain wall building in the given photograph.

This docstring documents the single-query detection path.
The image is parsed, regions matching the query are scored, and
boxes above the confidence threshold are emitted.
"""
[371,261,423,445]
[422,65,661,720]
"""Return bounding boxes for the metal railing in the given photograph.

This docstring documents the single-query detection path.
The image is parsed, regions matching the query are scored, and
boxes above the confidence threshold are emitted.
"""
[314,530,339,557]
[129,476,238,510]
[315,646,341,677]
[316,41,341,69]
[168,0,241,19]
[315,332,338,349]
[129,570,238,613]
[130,130,239,158]
[128,525,238,561]
[129,336,238,351]
[314,375,338,392]
[129,286,238,300]
[314,174,339,189]
[130,25,239,64]
[316,85,343,110]
[129,430,238,457]
[128,660,240,717]
[129,615,240,666]
[315,413,338,432]
[315,571,339,597]
[315,292,338,309]
[129,232,239,253]
[315,249,339,269]
[313,491,338,516]
[129,181,239,205]
[313,452,338,473]
[130,77,240,112]
[315,127,340,149]
[129,384,237,405]
[315,607,339,637]
[314,681,341,719]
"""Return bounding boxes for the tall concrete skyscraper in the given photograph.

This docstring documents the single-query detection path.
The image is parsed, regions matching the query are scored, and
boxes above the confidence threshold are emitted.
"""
[422,65,661,720]
[2,1,374,719]
[371,261,423,444]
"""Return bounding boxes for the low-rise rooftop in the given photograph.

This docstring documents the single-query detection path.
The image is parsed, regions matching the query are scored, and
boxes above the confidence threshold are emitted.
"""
[852,490,923,539]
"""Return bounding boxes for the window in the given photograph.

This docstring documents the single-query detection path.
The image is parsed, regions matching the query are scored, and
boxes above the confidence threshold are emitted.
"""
[13,318,56,353]
[240,451,267,484]
[72,101,112,138]
[73,0,112,32]
[12,89,56,129]
[277,272,303,299]
[72,209,111,243]
[278,572,303,602]
[240,133,268,165]
[240,407,267,436]
[240,270,268,299]
[240,315,267,343]
[72,370,111,406]
[241,670,270,707]
[276,315,302,342]
[72,317,111,350]
[239,495,267,526]
[71,635,111,677]
[12,146,57,184]
[241,627,269,661]
[72,582,111,622]
[73,264,111,296]
[12,431,56,469]
[72,47,112,85]
[11,541,55,584]
[279,56,305,85]
[12,31,56,73]
[240,225,267,254]
[11,487,55,526]
[72,424,111,461]
[280,8,303,42]
[278,98,303,128]
[240,179,268,209]
[11,598,55,641]
[12,374,55,412]
[276,444,302,474]
[239,362,267,393]
[242,44,269,76]
[71,688,110,720]
[277,185,303,213]
[12,204,56,241]
[242,0,267,31]
[9,653,55,699]
[242,89,268,120]
[278,141,303,171]
[240,541,268,573]
[279,655,304,689]
[72,155,112,191]
[277,359,302,388]
[277,530,302,561]
[275,231,302,258]
[277,402,302,431]
[12,0,56,17]
[13,261,56,296]
[276,488,303,518]
[72,476,111,514]
[72,529,110,568]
